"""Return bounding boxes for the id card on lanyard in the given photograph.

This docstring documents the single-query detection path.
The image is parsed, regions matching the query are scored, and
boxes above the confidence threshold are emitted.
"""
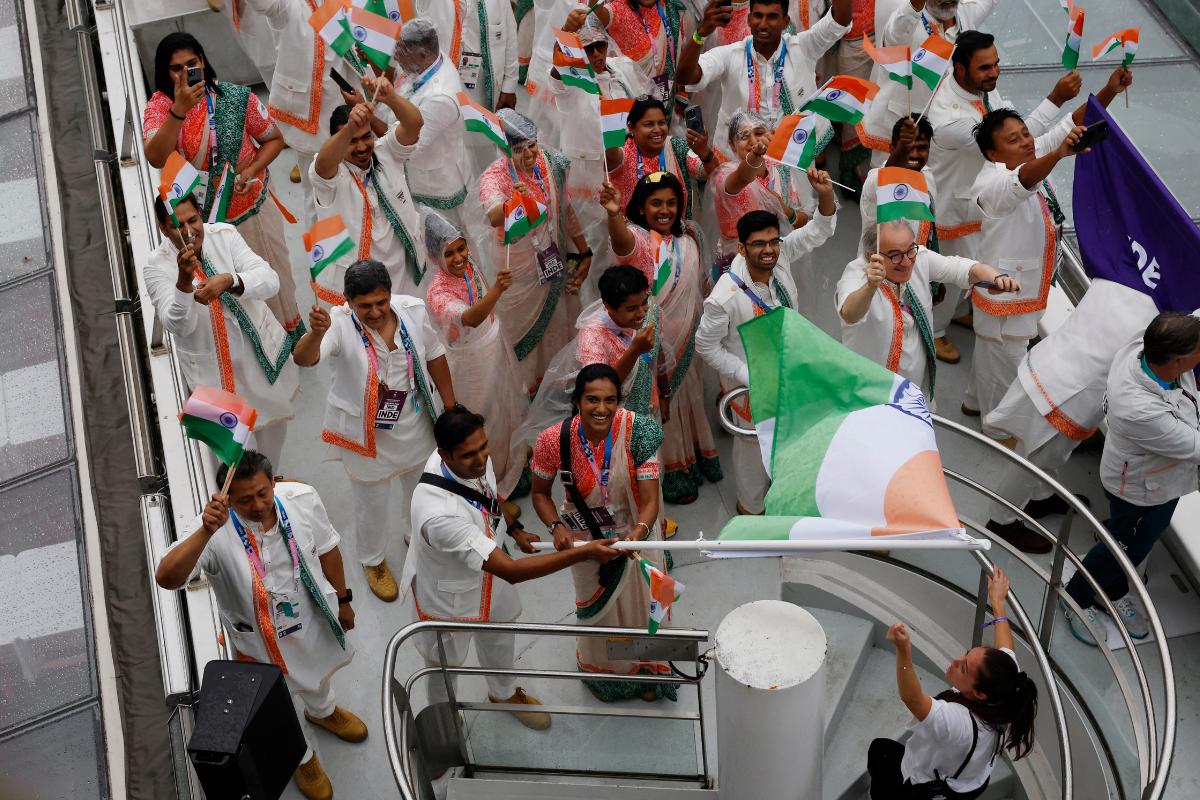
[639,2,674,101]
[349,311,416,428]
[746,40,787,119]
[635,147,667,180]
[509,161,563,284]
[231,500,304,638]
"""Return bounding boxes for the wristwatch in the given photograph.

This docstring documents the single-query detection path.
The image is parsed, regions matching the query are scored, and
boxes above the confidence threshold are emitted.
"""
[337,589,354,605]
[546,519,566,536]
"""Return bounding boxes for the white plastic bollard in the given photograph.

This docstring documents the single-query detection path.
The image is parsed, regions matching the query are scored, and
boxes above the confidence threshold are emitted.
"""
[715,600,828,800]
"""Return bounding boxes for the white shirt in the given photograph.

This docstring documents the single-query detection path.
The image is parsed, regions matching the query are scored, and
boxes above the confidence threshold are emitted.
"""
[902,647,1018,791]
[685,14,850,153]
[417,0,520,105]
[319,296,444,481]
[309,128,428,298]
[968,116,1074,341]
[836,248,975,394]
[142,223,298,426]
[403,451,522,622]
[165,482,352,692]
[696,211,835,387]
[401,57,472,202]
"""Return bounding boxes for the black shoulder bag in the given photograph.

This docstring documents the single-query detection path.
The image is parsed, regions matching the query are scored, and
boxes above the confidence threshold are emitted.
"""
[909,714,986,800]
[558,417,623,589]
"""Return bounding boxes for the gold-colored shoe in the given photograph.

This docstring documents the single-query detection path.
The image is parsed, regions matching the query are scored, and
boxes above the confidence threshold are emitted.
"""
[488,687,551,731]
[934,336,961,364]
[290,164,302,183]
[305,706,368,743]
[735,501,765,516]
[364,560,398,601]
[206,0,223,11]
[502,499,521,520]
[294,755,333,800]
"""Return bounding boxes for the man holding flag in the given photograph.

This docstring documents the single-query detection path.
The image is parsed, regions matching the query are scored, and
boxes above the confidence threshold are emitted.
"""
[144,191,299,469]
[156,451,365,800]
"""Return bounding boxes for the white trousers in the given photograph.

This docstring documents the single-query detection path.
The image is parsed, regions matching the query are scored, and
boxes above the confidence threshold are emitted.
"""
[987,433,1080,525]
[415,628,516,706]
[348,468,422,567]
[733,434,770,514]
[932,237,978,337]
[248,422,288,473]
[964,336,1027,436]
[285,671,337,764]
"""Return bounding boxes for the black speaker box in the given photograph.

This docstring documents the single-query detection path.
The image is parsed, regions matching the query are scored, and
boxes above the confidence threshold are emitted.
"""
[187,660,306,800]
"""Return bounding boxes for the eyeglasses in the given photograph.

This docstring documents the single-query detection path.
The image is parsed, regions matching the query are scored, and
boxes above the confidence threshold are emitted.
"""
[745,237,783,250]
[881,244,919,265]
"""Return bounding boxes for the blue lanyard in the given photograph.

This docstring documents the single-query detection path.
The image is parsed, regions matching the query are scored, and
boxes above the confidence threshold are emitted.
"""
[635,146,667,179]
[204,88,218,169]
[507,158,548,199]
[410,55,443,94]
[439,461,496,532]
[349,309,417,408]
[638,2,675,69]
[604,311,653,364]
[744,39,787,113]
[576,420,614,504]
[230,496,300,585]
[464,264,480,305]
[728,270,775,314]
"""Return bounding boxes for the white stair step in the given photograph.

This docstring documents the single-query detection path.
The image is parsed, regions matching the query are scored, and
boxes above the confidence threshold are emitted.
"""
[807,606,877,746]
[449,774,715,799]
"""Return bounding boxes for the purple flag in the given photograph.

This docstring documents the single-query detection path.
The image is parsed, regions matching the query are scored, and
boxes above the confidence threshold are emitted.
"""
[1074,95,1200,313]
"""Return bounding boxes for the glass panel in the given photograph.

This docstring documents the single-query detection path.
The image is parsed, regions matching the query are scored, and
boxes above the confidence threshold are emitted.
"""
[0,112,49,283]
[0,704,108,799]
[0,276,69,481]
[989,0,1185,66]
[0,0,30,118]
[0,468,94,733]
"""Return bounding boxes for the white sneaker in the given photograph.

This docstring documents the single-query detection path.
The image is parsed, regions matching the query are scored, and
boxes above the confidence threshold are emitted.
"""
[1110,597,1150,639]
[1061,597,1107,647]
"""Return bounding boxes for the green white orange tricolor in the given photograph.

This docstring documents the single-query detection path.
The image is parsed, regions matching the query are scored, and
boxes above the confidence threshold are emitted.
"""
[911,33,955,92]
[308,0,356,57]
[348,6,401,70]
[1092,28,1138,66]
[206,163,235,224]
[651,231,671,296]
[503,192,547,244]
[876,167,935,223]
[1062,6,1085,70]
[552,28,588,68]
[765,114,819,169]
[303,216,355,280]
[600,97,634,149]
[159,151,202,224]
[718,309,969,546]
[863,35,912,89]
[180,386,258,466]
[639,557,684,635]
[458,92,510,153]
[799,75,879,125]
[559,64,600,95]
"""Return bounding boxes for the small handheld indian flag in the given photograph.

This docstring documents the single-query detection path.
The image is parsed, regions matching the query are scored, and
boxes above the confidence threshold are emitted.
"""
[863,34,912,89]
[353,0,414,24]
[1093,27,1138,67]
[309,0,356,57]
[304,215,356,281]
[765,114,819,169]
[552,28,589,69]
[207,163,235,224]
[639,557,684,635]
[348,6,401,70]
[458,92,510,154]
[911,32,955,92]
[600,97,634,149]
[159,151,202,224]
[180,386,257,466]
[718,308,971,549]
[800,75,879,126]
[651,231,672,295]
[1062,6,1086,70]
[1059,0,1073,13]
[876,167,934,223]
[559,64,600,95]
[503,192,547,244]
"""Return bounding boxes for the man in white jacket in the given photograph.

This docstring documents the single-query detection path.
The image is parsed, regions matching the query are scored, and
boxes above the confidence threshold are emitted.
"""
[1062,314,1200,648]
[156,451,364,800]
[143,194,298,468]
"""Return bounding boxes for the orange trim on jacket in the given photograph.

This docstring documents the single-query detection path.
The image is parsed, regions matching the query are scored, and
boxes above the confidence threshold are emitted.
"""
[972,194,1056,317]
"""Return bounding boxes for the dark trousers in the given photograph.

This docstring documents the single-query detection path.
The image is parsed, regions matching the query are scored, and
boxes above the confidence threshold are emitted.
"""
[1065,490,1178,610]
[867,739,989,800]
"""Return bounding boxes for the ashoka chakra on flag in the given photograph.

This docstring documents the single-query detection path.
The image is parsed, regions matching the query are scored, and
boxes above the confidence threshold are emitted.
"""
[914,48,927,61]
[893,184,909,201]
[219,412,239,429]
[353,25,367,40]
[792,129,808,144]
[311,244,325,262]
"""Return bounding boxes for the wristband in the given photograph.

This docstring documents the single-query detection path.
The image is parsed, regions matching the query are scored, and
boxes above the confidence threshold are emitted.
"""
[576,249,593,259]
[692,31,705,46]
[981,615,1008,628]
[170,108,187,121]
[337,589,354,605]
[547,520,566,536]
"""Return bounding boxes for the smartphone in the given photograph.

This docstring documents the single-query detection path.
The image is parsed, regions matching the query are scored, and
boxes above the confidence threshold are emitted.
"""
[186,65,204,87]
[1071,120,1109,152]
[684,105,705,135]
[329,68,356,95]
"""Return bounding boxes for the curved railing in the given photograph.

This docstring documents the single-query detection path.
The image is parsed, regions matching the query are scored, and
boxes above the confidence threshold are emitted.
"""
[717,389,1176,800]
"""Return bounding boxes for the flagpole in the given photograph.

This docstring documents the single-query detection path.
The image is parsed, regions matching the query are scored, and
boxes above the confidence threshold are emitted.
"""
[218,453,242,498]
[527,537,991,553]
[917,54,953,121]
[761,153,857,193]
[1124,65,1130,109]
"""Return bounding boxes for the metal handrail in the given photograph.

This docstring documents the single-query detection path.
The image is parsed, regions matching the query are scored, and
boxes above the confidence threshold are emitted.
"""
[382,620,711,799]
[717,388,1176,800]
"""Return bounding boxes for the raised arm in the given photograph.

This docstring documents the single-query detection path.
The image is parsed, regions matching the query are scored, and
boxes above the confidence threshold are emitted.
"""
[1071,67,1133,126]
[314,103,371,180]
[675,1,733,87]
[292,303,330,367]
[887,622,934,721]
[839,254,885,325]
[987,566,1015,652]
[155,495,227,589]
[144,75,205,168]
[364,75,424,146]
[600,181,636,257]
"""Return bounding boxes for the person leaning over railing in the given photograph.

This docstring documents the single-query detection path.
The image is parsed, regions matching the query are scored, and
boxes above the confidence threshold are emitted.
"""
[1061,312,1200,647]
[870,567,1038,800]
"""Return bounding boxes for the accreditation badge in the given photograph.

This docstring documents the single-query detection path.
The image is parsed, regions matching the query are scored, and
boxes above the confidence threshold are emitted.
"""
[271,592,304,638]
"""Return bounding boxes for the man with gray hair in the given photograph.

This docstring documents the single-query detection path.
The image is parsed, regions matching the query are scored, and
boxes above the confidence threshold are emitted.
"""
[1062,313,1200,647]
[836,220,1016,398]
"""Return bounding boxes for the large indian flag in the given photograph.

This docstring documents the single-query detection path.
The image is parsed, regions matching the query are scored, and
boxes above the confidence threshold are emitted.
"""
[309,0,356,57]
[863,34,912,89]
[600,97,634,149]
[1062,6,1085,70]
[718,308,969,546]
[765,114,819,169]
[180,386,258,466]
[1093,28,1138,67]
[911,32,955,92]
[876,166,934,223]
[458,91,510,153]
[800,75,879,125]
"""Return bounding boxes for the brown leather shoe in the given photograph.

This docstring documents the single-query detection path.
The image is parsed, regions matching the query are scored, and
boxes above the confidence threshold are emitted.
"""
[294,754,333,800]
[953,311,974,330]
[934,336,961,364]
[305,706,368,743]
[735,501,765,516]
[364,560,398,601]
[986,519,1052,554]
[290,163,302,183]
[488,687,551,731]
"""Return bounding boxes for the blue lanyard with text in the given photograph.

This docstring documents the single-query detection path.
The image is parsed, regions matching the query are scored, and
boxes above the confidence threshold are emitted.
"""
[638,2,675,69]
[230,497,301,585]
[576,421,614,504]
[636,147,667,179]
[204,88,218,170]
[727,270,774,314]
[410,55,443,94]
[440,461,496,533]
[745,39,787,113]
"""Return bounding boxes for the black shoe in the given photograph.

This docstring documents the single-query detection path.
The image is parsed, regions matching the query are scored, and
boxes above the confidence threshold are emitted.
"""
[986,519,1053,554]
[1024,493,1093,519]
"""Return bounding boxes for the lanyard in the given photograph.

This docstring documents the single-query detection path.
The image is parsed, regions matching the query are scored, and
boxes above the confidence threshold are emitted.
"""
[410,55,444,94]
[204,88,218,170]
[576,419,614,505]
[230,497,301,586]
[604,310,653,364]
[507,157,548,201]
[464,263,480,305]
[745,40,787,113]
[728,270,775,314]
[635,146,667,179]
[440,461,496,533]
[349,309,415,397]
[637,2,675,71]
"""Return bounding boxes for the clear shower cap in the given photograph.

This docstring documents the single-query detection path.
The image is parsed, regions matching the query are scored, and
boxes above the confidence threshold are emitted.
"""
[579,17,608,47]
[727,110,770,150]
[497,108,538,146]
[422,210,465,262]
[396,17,439,58]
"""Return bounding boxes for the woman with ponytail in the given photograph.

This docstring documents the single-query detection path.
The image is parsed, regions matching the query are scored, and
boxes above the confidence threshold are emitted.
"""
[868,566,1039,799]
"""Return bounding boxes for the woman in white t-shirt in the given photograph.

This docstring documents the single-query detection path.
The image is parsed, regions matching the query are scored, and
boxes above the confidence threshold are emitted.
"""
[869,567,1039,799]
